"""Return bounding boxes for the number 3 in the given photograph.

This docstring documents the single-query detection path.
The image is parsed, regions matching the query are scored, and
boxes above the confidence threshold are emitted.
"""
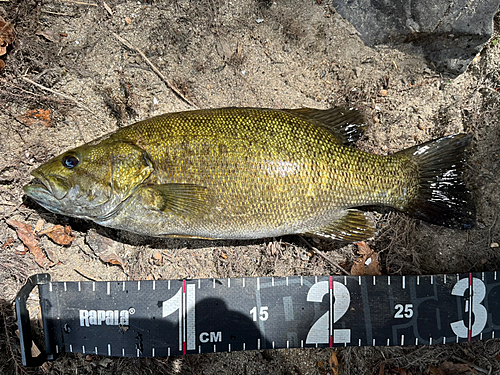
[450,277,487,338]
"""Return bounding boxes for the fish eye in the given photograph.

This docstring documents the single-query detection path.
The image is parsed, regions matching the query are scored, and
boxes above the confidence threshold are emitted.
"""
[62,155,79,169]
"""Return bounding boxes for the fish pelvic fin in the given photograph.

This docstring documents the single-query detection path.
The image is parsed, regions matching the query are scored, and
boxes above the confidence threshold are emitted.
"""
[141,183,210,217]
[285,107,367,145]
[396,133,475,229]
[306,209,376,242]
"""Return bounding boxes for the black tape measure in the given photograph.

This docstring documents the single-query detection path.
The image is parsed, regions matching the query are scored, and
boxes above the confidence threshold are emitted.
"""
[16,272,500,366]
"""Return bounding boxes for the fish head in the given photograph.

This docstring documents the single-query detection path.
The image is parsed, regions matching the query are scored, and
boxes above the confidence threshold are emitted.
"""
[24,140,153,220]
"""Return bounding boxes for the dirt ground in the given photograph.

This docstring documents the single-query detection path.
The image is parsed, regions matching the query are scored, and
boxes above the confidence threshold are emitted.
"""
[1,0,500,374]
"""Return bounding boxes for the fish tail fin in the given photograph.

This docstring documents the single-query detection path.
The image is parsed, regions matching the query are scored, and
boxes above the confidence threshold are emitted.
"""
[396,133,476,229]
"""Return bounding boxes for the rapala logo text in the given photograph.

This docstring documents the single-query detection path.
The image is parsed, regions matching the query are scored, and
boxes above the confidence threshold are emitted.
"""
[79,309,130,327]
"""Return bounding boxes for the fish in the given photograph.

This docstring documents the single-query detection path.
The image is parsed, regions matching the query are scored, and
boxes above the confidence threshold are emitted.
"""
[23,107,475,241]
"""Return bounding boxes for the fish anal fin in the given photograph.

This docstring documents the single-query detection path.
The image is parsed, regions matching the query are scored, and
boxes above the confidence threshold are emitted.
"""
[286,107,367,145]
[141,183,210,217]
[306,209,375,242]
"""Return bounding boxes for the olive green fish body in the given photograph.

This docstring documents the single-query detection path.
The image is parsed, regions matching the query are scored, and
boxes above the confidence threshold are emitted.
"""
[96,108,415,238]
[24,107,475,241]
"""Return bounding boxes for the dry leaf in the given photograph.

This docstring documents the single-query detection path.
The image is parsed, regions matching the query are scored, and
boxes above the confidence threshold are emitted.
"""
[427,365,443,375]
[1,237,15,249]
[6,220,46,267]
[0,16,15,56]
[36,29,61,43]
[438,361,476,375]
[378,363,385,375]
[44,247,58,263]
[40,225,75,245]
[34,219,44,234]
[393,368,407,375]
[356,241,372,256]
[351,241,382,276]
[22,109,52,127]
[86,230,125,268]
[366,255,382,275]
[350,257,366,276]
[151,251,163,265]
[329,350,339,375]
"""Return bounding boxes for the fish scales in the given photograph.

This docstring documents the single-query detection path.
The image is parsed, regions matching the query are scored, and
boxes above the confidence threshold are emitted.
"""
[24,107,474,241]
[100,108,416,238]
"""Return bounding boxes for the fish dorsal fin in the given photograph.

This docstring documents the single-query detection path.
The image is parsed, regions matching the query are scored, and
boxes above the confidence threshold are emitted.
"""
[306,209,375,242]
[286,107,367,145]
[141,183,210,217]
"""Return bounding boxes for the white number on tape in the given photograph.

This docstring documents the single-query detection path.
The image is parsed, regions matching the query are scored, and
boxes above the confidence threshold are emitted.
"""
[306,281,351,344]
[450,277,487,338]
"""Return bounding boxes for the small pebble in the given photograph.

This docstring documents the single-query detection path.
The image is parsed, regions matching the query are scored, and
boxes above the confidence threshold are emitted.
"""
[125,17,132,25]
[256,18,264,23]
[491,242,499,248]
[378,89,387,97]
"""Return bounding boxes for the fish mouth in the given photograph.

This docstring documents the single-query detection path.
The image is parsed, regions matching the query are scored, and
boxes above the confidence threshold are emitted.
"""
[24,171,69,200]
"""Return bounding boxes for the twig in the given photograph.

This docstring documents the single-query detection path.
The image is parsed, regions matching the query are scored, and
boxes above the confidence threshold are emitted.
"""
[0,202,16,206]
[20,76,95,116]
[112,33,198,108]
[0,77,67,104]
[0,200,25,221]
[299,236,351,275]
[0,303,29,375]
[60,0,97,6]
[40,9,74,16]
[488,212,498,246]
[74,268,97,281]
[450,355,490,375]
[103,1,113,16]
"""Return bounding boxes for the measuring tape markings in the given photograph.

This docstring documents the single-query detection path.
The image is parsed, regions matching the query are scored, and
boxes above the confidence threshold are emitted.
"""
[30,272,500,361]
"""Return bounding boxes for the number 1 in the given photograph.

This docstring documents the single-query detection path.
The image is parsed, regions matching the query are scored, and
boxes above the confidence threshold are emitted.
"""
[162,285,196,351]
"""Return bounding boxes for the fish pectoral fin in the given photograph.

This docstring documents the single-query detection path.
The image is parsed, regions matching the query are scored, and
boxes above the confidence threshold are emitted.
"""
[306,209,375,242]
[285,107,367,145]
[141,183,210,217]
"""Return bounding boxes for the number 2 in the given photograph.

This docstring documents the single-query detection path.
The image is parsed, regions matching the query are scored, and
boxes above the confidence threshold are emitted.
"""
[305,280,351,344]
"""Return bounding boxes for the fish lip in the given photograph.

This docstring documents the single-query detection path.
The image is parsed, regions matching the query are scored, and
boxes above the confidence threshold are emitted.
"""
[29,170,53,195]
[26,170,69,200]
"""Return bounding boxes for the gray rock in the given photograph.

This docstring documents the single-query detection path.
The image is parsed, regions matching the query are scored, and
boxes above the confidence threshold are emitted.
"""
[332,0,500,76]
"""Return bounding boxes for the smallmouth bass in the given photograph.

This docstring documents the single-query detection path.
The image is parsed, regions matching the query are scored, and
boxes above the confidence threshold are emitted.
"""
[24,107,475,241]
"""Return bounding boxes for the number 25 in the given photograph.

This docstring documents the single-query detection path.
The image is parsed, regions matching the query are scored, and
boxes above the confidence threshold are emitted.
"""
[394,304,413,318]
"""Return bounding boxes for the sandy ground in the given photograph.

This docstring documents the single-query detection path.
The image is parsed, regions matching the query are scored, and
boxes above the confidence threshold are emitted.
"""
[1,1,500,374]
